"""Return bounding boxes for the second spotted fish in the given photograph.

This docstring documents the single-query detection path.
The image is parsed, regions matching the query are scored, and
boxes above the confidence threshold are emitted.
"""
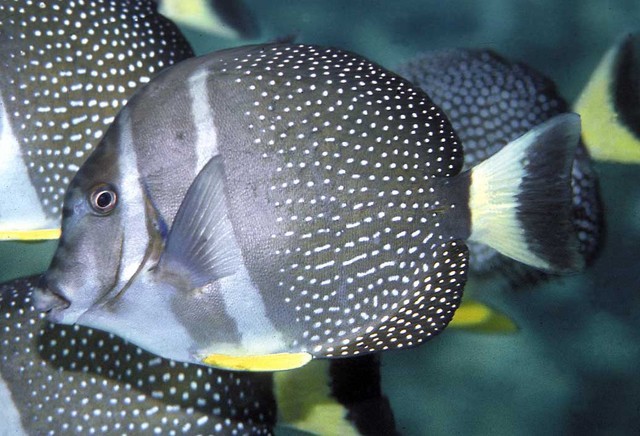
[37,44,583,371]
[0,0,193,239]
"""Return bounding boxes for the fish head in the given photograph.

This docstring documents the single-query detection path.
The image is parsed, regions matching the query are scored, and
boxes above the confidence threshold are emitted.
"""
[37,114,159,324]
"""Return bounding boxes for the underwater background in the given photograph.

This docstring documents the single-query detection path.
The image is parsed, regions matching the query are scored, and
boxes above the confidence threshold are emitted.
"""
[1,0,639,434]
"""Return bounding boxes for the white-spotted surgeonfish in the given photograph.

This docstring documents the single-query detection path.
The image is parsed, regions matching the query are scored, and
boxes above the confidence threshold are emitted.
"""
[36,43,584,371]
[1,277,397,435]
[0,0,193,240]
[396,48,605,287]
[575,31,640,163]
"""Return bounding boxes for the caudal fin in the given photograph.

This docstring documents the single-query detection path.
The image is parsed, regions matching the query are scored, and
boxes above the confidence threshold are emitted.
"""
[468,113,583,273]
[575,32,640,163]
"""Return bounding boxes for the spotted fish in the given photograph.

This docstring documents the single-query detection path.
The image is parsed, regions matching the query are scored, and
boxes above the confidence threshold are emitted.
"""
[0,0,193,240]
[396,48,604,285]
[1,276,396,435]
[575,31,640,163]
[0,276,276,435]
[36,43,583,371]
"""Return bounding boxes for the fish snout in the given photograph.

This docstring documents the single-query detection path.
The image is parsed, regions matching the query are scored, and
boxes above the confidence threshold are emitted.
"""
[33,275,71,319]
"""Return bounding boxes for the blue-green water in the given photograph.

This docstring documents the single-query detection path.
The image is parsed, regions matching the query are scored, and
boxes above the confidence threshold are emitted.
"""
[2,1,639,434]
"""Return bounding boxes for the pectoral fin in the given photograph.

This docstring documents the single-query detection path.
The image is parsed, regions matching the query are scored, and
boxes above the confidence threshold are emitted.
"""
[159,156,242,288]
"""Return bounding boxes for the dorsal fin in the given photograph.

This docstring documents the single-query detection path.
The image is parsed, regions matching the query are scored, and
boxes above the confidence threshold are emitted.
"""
[159,156,242,288]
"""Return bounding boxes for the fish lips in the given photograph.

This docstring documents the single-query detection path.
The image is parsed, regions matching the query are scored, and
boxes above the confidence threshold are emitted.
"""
[33,277,72,323]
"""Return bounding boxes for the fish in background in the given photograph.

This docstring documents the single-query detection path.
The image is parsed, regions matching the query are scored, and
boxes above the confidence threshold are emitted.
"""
[575,31,640,164]
[36,43,583,371]
[0,277,397,435]
[154,0,260,39]
[396,48,605,287]
[0,0,194,240]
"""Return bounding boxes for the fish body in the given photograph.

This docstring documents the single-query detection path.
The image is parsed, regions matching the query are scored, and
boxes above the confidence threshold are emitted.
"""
[575,31,640,163]
[37,44,583,370]
[1,276,396,435]
[397,49,604,283]
[0,0,193,239]
[0,277,276,435]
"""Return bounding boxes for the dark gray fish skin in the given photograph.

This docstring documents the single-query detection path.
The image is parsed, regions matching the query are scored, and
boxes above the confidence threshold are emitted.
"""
[397,49,604,285]
[0,276,276,435]
[0,0,193,230]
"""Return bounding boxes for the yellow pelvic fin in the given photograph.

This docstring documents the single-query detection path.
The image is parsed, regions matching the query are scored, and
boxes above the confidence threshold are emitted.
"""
[202,352,313,372]
[449,299,518,333]
[275,360,359,436]
[575,45,640,163]
[0,228,61,241]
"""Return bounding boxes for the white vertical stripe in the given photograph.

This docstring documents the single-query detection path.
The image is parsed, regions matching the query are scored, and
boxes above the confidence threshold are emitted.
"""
[117,110,149,282]
[188,69,219,172]
[0,375,27,436]
[218,264,285,354]
[0,91,55,232]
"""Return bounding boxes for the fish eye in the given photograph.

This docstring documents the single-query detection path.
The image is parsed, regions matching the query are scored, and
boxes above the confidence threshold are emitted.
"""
[89,184,118,215]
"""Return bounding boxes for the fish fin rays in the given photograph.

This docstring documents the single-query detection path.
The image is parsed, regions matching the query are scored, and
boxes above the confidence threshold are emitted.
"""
[468,113,584,273]
[159,156,242,288]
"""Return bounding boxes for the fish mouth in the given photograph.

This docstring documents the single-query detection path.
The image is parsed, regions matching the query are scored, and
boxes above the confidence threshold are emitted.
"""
[33,276,72,322]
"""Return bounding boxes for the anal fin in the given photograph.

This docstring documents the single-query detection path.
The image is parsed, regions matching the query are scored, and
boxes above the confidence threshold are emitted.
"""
[0,228,61,241]
[202,352,313,372]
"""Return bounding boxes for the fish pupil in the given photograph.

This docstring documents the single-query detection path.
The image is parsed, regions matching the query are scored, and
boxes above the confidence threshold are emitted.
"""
[89,184,117,214]
[96,192,113,209]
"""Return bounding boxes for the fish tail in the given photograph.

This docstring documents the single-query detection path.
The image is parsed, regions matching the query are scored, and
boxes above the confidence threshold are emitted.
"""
[575,32,640,163]
[468,113,584,273]
[275,356,397,436]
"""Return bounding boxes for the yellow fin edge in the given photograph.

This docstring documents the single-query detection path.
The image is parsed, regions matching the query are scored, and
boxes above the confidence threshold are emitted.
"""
[449,299,518,333]
[575,45,640,163]
[0,228,61,241]
[202,352,313,372]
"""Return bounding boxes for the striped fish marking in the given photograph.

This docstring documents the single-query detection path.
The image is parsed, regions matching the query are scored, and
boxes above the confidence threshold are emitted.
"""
[0,276,276,435]
[1,276,398,435]
[0,0,193,238]
[37,44,583,370]
[575,31,640,164]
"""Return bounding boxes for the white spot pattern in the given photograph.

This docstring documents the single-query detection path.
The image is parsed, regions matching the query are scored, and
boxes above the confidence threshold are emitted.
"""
[0,0,192,219]
[208,45,467,357]
[0,277,275,434]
